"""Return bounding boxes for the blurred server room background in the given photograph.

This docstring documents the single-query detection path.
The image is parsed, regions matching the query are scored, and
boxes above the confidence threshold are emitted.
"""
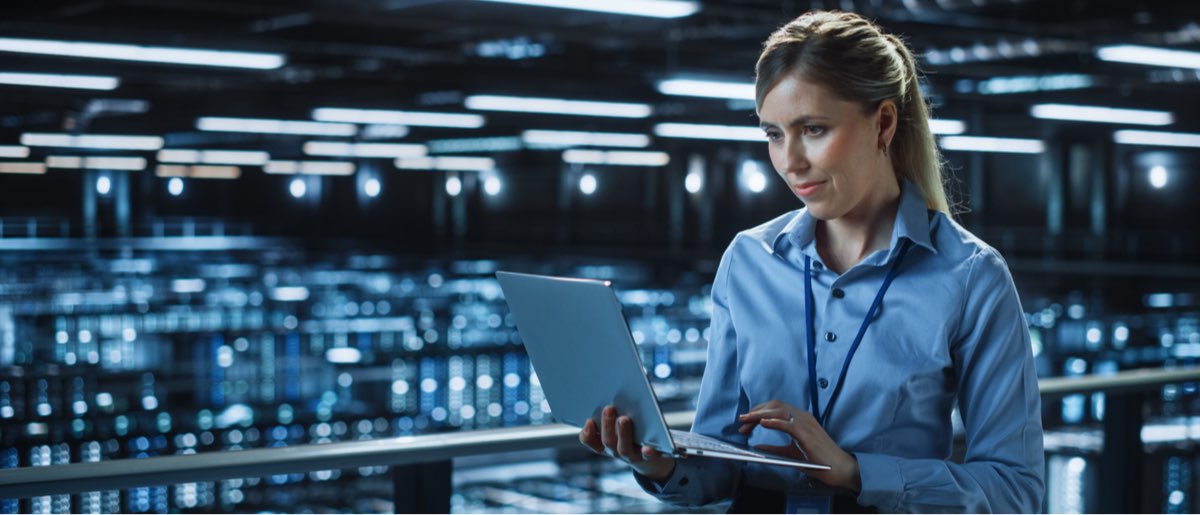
[1,0,1199,513]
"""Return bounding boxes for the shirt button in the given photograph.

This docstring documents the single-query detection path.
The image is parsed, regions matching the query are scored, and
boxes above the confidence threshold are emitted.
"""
[813,261,824,270]
[818,378,830,388]
[679,477,689,486]
[832,288,845,299]
[824,331,837,342]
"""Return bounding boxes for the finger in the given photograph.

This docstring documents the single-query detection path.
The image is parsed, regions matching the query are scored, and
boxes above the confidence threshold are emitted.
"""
[641,445,663,460]
[740,408,792,424]
[580,419,604,454]
[616,416,643,463]
[601,406,618,452]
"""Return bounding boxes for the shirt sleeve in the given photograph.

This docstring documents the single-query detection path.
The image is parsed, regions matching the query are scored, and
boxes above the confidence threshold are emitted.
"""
[634,240,749,507]
[855,247,1045,513]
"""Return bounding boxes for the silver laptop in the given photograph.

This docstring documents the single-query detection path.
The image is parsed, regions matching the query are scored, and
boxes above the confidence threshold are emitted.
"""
[496,271,829,470]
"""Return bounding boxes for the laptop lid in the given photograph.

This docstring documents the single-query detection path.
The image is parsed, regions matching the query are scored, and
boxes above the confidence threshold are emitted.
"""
[495,271,675,454]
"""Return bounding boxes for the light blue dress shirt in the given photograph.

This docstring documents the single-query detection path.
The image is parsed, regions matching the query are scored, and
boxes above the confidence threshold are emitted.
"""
[639,179,1045,513]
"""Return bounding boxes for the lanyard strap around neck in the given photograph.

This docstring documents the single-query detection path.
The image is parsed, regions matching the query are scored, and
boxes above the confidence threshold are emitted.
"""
[805,239,913,427]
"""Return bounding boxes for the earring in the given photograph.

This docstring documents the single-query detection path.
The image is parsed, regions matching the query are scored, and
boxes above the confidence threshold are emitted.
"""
[882,145,889,157]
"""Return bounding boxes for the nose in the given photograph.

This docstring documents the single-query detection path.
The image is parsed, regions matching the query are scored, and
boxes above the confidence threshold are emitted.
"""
[780,136,808,175]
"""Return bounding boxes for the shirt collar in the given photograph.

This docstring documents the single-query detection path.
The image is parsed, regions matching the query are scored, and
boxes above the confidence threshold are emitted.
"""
[770,177,937,258]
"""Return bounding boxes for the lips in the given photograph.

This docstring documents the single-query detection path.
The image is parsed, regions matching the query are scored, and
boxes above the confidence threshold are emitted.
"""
[794,181,825,197]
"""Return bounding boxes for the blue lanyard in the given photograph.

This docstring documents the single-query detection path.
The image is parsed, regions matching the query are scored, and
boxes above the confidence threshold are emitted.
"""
[804,239,913,427]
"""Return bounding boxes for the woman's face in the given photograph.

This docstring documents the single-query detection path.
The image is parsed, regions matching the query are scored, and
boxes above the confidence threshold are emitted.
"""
[759,73,894,222]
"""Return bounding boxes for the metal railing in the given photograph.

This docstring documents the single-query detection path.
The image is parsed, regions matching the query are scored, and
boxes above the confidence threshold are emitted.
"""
[1,366,1197,510]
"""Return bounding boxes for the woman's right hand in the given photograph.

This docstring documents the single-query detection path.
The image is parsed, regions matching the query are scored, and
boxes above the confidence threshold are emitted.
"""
[579,405,676,482]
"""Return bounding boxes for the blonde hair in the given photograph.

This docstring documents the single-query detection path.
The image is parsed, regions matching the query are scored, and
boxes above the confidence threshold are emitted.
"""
[754,11,952,214]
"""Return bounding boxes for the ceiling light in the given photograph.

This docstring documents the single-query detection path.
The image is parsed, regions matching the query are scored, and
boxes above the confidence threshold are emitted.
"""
[579,173,597,195]
[1113,129,1200,148]
[0,37,285,69]
[685,155,704,194]
[96,176,111,195]
[1030,103,1173,125]
[395,156,496,172]
[21,133,163,150]
[304,141,427,158]
[46,156,147,170]
[653,123,763,142]
[0,162,46,174]
[265,161,356,176]
[740,161,767,193]
[928,119,967,135]
[312,107,485,128]
[464,95,652,118]
[521,130,650,148]
[426,136,523,154]
[196,117,356,137]
[962,74,1094,95]
[445,175,463,196]
[1149,165,1168,189]
[657,78,754,100]
[0,145,30,158]
[289,178,307,198]
[473,0,699,19]
[363,177,382,198]
[938,136,1044,154]
[167,177,184,196]
[1096,44,1200,70]
[0,71,119,90]
[157,149,269,166]
[483,175,502,196]
[155,165,242,179]
[562,149,669,166]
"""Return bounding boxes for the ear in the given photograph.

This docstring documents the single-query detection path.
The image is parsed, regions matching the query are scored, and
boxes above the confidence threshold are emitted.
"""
[875,100,898,149]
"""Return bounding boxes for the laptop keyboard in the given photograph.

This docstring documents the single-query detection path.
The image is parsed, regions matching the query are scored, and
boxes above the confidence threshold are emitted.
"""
[670,430,764,456]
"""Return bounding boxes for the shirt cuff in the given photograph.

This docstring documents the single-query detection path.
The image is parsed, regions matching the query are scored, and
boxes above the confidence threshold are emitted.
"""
[854,452,904,512]
[633,460,687,495]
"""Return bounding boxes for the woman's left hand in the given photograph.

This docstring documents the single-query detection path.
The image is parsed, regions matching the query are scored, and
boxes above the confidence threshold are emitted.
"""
[738,400,862,493]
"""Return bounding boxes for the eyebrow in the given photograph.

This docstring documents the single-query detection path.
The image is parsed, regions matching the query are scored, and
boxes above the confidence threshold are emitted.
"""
[759,115,830,130]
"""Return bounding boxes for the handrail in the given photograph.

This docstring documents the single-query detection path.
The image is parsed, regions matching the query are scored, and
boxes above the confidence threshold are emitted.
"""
[2,366,1198,499]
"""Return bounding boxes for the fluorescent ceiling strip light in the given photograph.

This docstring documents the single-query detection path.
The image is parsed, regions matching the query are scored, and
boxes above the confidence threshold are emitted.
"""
[426,136,523,154]
[155,165,241,179]
[473,0,699,18]
[0,145,30,158]
[657,78,754,100]
[971,74,1094,94]
[196,117,357,137]
[938,136,1044,154]
[157,149,269,165]
[1113,130,1200,148]
[0,71,119,90]
[21,133,163,150]
[562,149,670,166]
[303,141,427,158]
[0,162,46,174]
[464,95,652,118]
[312,107,485,128]
[395,156,496,171]
[46,155,147,170]
[653,123,763,142]
[521,130,650,148]
[0,37,285,69]
[264,161,356,176]
[1031,103,1173,126]
[1096,44,1200,70]
[928,119,966,135]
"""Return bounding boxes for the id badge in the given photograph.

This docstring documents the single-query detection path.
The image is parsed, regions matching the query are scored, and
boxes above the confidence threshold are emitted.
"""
[786,495,832,514]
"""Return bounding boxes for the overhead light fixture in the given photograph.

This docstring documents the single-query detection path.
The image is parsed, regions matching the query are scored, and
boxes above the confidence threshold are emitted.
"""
[0,145,30,158]
[562,149,670,166]
[653,123,763,142]
[657,78,754,100]
[1148,165,1168,189]
[959,74,1094,95]
[167,177,184,196]
[155,165,242,179]
[1030,103,1173,126]
[928,119,967,135]
[196,117,357,137]
[938,136,1045,154]
[0,37,285,69]
[483,175,503,196]
[579,173,598,195]
[0,71,119,90]
[464,95,652,118]
[1096,44,1200,70]
[265,161,356,176]
[1113,129,1200,148]
[312,107,485,128]
[157,149,270,166]
[395,156,496,172]
[445,175,463,196]
[426,136,523,154]
[0,162,46,174]
[46,155,147,170]
[303,141,427,158]
[521,130,650,148]
[739,160,767,193]
[21,133,163,150]
[472,0,699,19]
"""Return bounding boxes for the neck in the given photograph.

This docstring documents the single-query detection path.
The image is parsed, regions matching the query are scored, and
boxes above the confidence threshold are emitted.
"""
[817,177,902,274]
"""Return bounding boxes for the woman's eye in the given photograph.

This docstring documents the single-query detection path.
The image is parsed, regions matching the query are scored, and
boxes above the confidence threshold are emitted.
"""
[804,126,826,136]
[765,131,781,142]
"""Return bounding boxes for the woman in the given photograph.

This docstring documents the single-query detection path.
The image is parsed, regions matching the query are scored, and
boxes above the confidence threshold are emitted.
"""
[579,10,1044,513]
